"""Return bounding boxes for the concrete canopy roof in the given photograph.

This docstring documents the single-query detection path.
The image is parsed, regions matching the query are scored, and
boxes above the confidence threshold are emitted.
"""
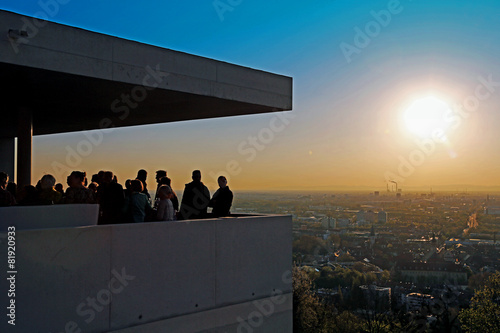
[0,9,292,137]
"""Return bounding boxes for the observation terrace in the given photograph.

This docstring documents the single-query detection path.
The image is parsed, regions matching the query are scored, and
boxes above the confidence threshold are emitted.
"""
[0,9,293,332]
[0,210,292,332]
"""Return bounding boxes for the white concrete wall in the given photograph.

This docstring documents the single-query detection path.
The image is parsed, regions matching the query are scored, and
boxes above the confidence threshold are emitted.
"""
[0,204,99,231]
[0,10,292,110]
[0,214,292,332]
[111,293,293,333]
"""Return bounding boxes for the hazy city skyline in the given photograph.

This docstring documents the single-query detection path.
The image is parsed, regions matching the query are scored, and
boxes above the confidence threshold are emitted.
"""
[2,0,500,192]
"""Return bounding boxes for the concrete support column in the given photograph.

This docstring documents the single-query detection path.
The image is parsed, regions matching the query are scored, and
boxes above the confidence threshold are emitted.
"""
[0,137,15,180]
[17,107,32,187]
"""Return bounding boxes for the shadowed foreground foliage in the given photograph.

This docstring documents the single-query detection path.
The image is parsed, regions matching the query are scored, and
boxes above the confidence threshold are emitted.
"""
[292,266,371,332]
[293,266,497,332]
[459,272,500,333]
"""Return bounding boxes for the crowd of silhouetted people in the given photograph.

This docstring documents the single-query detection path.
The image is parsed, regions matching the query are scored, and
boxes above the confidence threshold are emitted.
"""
[0,169,233,224]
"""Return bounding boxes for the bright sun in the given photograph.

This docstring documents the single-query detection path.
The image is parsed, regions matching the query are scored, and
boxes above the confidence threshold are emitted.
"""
[403,96,451,139]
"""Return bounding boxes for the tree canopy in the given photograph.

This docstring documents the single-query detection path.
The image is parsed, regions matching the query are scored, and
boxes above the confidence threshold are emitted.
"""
[459,272,500,333]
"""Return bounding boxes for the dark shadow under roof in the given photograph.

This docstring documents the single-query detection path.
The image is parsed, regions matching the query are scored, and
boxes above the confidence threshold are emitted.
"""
[0,9,292,137]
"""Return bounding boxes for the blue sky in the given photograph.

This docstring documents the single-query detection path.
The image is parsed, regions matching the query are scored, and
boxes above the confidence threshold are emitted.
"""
[2,0,500,191]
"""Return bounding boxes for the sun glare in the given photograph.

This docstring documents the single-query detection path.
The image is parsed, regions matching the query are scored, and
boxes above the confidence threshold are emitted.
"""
[403,96,451,139]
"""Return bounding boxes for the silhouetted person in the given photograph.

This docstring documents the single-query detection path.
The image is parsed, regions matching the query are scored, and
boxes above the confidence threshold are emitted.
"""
[55,183,64,195]
[91,172,101,185]
[179,170,210,220]
[156,185,175,221]
[38,174,62,205]
[136,169,151,202]
[124,179,133,198]
[123,179,152,223]
[209,176,233,217]
[155,176,179,212]
[0,172,16,206]
[155,170,167,190]
[88,182,98,195]
[6,182,16,199]
[17,185,38,206]
[64,171,96,204]
[97,171,125,224]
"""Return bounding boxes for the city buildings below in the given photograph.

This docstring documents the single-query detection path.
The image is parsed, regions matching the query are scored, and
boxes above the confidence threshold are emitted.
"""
[405,293,434,312]
[322,216,336,229]
[484,206,500,215]
[359,285,391,312]
[396,262,468,285]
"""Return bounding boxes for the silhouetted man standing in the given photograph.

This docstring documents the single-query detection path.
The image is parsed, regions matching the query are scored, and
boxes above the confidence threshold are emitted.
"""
[97,171,124,224]
[155,170,167,191]
[179,170,210,220]
[209,176,233,217]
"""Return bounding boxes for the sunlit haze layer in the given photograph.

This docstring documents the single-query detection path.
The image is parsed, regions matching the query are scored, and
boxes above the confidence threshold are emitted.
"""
[2,0,500,192]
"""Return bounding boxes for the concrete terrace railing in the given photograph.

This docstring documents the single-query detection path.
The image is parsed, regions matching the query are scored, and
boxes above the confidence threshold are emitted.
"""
[0,214,292,332]
[0,204,100,231]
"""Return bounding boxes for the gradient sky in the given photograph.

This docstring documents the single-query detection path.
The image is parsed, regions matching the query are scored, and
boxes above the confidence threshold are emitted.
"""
[2,0,500,192]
